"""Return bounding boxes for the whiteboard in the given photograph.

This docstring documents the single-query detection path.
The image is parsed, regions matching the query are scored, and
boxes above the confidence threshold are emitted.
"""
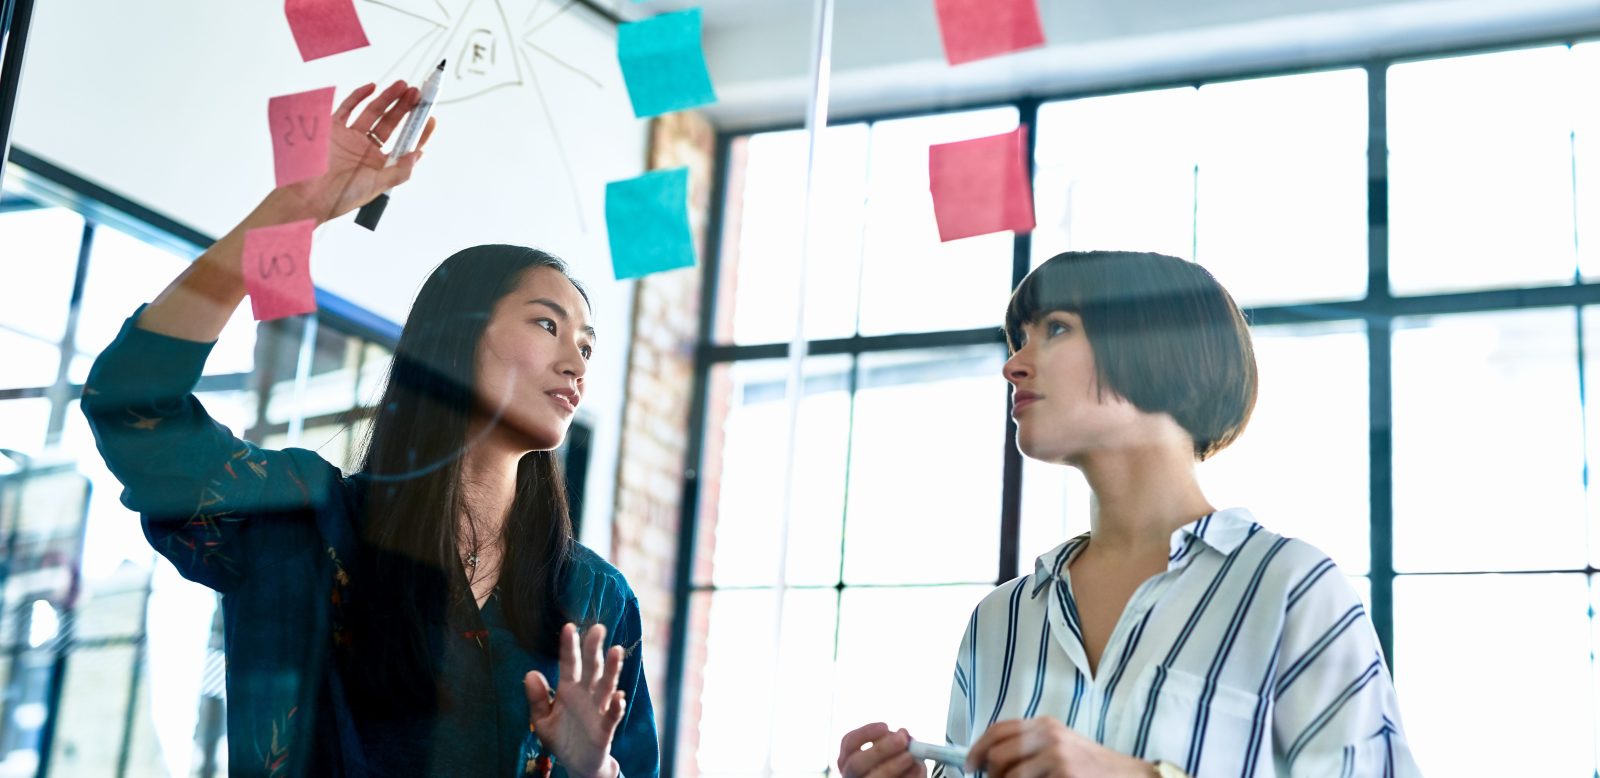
[11,0,651,551]
[13,0,647,321]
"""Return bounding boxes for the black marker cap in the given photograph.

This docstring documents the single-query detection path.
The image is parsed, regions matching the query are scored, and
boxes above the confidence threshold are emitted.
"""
[355,193,389,231]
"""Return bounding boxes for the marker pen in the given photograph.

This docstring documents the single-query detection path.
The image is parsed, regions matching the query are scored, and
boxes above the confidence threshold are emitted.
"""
[908,740,969,772]
[355,59,445,230]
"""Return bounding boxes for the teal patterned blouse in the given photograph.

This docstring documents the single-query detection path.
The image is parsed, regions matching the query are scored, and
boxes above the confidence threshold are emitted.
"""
[81,306,659,777]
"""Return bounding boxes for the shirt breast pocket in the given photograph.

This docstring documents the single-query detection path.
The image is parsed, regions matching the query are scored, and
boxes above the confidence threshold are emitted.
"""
[1126,663,1267,776]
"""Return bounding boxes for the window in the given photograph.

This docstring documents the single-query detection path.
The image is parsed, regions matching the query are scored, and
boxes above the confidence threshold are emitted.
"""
[1392,309,1584,572]
[1393,574,1593,776]
[0,162,400,777]
[1388,46,1581,295]
[1032,69,1368,307]
[1033,87,1197,264]
[678,40,1600,778]
[1193,70,1368,307]
[724,126,871,344]
[1198,321,1370,574]
[856,110,1019,337]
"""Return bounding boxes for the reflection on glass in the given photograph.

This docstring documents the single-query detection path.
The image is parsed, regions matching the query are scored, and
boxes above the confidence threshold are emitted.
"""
[356,341,395,407]
[1392,309,1585,572]
[0,329,61,390]
[726,125,870,345]
[688,589,837,777]
[1017,456,1091,579]
[858,109,1018,337]
[833,586,992,751]
[1034,87,1197,266]
[193,390,259,439]
[68,562,150,642]
[1585,308,1600,569]
[1591,579,1600,774]
[0,206,83,344]
[127,657,182,777]
[1576,43,1600,281]
[267,326,364,425]
[1388,46,1579,294]
[0,398,52,459]
[842,346,1007,585]
[703,356,852,587]
[62,392,254,582]
[265,421,361,474]
[1008,322,1372,580]
[266,362,351,427]
[1394,573,1593,776]
[45,645,147,775]
[142,557,220,778]
[1199,321,1370,573]
[1194,69,1367,307]
[71,223,255,382]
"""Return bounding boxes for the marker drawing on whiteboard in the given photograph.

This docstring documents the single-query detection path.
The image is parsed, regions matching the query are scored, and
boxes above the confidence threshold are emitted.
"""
[355,59,445,231]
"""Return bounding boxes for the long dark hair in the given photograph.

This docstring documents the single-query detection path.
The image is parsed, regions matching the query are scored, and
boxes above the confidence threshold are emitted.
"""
[346,245,587,711]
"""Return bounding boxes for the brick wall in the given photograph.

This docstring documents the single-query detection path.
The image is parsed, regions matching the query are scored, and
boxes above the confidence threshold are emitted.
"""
[608,110,722,774]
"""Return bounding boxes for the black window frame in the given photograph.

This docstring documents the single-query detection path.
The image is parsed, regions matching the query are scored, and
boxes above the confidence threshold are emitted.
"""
[665,29,1600,777]
[0,149,408,778]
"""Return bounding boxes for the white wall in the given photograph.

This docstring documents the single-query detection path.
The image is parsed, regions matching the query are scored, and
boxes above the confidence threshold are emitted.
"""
[11,0,651,552]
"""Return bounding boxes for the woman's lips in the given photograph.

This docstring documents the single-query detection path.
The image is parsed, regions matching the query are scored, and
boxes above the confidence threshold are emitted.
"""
[546,390,578,412]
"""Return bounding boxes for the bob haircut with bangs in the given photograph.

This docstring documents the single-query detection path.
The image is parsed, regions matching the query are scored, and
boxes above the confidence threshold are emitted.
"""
[1004,250,1258,461]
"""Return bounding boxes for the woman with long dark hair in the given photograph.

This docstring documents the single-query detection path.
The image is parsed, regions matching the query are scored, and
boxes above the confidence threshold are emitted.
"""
[82,81,656,776]
[837,252,1417,778]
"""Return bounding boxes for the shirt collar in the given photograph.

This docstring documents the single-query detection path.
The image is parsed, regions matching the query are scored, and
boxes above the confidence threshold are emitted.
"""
[1168,507,1259,565]
[1027,508,1260,599]
[1030,534,1089,599]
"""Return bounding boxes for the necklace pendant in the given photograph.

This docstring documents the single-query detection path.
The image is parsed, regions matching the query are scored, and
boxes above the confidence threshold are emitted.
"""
[466,553,479,568]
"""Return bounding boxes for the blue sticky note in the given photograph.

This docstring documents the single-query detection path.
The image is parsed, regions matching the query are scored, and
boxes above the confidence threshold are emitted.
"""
[606,167,695,280]
[617,9,717,118]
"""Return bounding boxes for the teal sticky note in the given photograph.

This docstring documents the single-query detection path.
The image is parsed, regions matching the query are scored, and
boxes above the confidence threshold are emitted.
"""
[606,167,695,280]
[617,9,717,118]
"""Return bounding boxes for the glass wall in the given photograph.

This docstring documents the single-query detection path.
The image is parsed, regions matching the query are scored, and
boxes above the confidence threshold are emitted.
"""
[0,170,395,777]
[677,41,1600,778]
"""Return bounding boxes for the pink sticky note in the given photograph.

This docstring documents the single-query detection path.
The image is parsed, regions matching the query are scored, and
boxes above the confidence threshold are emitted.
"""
[284,0,370,62]
[933,0,1046,66]
[268,87,336,188]
[242,220,318,321]
[928,126,1035,242]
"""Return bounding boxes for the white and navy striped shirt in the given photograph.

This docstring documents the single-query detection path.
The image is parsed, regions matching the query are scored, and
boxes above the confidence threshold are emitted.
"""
[937,508,1420,778]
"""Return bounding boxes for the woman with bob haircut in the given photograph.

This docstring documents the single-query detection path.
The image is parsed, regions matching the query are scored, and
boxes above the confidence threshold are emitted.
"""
[839,251,1418,777]
[80,81,657,776]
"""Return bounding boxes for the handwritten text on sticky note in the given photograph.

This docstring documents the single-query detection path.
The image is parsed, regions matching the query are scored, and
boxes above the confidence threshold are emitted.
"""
[268,87,336,188]
[617,9,718,118]
[284,0,371,62]
[933,0,1045,66]
[606,167,696,280]
[928,126,1035,242]
[242,219,318,321]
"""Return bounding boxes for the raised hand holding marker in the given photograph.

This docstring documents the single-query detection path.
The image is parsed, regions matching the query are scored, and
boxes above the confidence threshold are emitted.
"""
[355,59,444,230]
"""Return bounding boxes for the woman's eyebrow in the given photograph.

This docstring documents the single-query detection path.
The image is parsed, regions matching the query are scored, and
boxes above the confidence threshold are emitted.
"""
[526,298,597,341]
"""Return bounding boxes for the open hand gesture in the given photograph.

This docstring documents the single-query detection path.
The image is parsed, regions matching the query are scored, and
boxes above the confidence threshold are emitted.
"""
[278,80,437,224]
[524,623,627,778]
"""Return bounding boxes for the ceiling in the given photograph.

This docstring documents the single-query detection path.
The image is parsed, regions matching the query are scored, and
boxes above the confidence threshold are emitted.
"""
[620,0,1600,129]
